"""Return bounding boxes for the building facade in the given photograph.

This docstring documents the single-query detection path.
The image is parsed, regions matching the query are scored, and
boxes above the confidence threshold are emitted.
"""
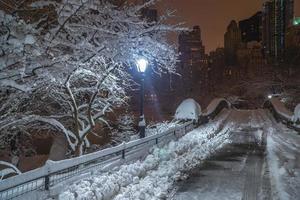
[224,20,242,66]
[237,42,266,78]
[239,12,262,43]
[262,0,294,63]
[285,17,300,65]
[178,26,206,95]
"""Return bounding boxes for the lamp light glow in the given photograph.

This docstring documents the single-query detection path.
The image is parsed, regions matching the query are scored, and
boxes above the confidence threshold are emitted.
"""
[268,95,272,99]
[136,58,148,73]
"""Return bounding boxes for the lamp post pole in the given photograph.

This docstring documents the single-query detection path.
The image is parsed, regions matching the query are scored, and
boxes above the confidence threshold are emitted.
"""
[139,72,146,138]
[136,58,148,138]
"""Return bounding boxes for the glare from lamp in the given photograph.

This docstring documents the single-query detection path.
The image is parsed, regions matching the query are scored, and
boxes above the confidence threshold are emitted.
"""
[268,95,272,99]
[136,58,148,73]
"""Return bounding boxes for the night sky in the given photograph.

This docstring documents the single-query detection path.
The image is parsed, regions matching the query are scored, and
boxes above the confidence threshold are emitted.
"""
[158,0,300,53]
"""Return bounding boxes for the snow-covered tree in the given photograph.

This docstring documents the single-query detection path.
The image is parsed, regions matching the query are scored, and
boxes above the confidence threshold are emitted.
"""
[0,0,182,156]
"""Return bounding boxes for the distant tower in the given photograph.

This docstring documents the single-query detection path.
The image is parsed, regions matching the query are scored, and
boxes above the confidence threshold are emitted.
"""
[179,26,206,69]
[262,0,294,63]
[178,26,206,95]
[239,12,262,43]
[224,20,242,66]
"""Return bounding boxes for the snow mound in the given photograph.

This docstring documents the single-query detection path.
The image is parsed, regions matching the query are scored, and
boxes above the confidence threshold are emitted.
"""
[203,98,230,116]
[59,110,232,199]
[175,99,201,121]
[292,104,300,123]
[270,98,293,120]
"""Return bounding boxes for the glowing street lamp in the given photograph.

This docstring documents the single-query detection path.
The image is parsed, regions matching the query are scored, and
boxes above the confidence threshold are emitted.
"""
[136,58,148,138]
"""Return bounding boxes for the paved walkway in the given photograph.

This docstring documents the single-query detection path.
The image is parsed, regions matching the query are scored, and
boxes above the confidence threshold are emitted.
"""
[169,110,272,200]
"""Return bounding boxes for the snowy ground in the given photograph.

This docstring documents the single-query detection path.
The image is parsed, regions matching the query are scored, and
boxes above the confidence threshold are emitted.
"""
[57,109,234,200]
[170,109,300,200]
[50,109,300,200]
[264,112,300,200]
[169,110,269,200]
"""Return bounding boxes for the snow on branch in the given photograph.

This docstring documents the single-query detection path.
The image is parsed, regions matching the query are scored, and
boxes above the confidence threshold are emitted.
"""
[0,0,183,156]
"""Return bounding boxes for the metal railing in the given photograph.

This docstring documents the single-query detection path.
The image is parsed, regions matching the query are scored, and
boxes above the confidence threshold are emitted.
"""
[0,122,194,200]
[0,98,229,200]
[264,98,300,133]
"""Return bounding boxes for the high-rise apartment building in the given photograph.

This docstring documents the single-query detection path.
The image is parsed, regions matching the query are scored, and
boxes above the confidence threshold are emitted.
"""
[224,20,242,66]
[178,26,206,95]
[262,0,294,62]
[239,12,262,43]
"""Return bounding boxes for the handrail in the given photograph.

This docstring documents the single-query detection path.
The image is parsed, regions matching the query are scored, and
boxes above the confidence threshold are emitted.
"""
[0,121,194,199]
[202,98,231,117]
[0,98,229,200]
[263,98,300,133]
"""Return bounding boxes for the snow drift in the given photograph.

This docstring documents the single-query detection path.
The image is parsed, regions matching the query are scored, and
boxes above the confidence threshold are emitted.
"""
[59,110,232,200]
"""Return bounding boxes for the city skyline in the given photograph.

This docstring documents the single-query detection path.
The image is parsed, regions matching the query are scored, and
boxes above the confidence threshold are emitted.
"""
[158,0,300,53]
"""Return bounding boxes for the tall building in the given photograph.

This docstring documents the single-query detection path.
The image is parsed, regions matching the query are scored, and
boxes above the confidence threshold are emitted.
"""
[262,0,294,63]
[179,26,206,68]
[239,12,262,43]
[224,20,242,66]
[286,18,300,48]
[285,17,300,65]
[209,48,225,85]
[237,42,266,78]
[178,26,206,95]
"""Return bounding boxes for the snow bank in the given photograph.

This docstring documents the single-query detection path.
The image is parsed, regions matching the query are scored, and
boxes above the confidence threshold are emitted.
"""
[59,110,232,200]
[292,104,300,123]
[203,98,230,116]
[174,99,201,121]
[270,98,293,121]
[146,121,180,137]
[267,124,300,200]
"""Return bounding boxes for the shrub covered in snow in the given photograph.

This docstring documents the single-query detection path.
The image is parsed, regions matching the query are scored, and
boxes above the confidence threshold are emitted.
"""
[118,114,135,132]
[174,98,201,122]
[146,121,180,136]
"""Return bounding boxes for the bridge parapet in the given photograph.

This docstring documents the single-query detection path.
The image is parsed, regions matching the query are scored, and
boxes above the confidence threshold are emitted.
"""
[263,98,300,133]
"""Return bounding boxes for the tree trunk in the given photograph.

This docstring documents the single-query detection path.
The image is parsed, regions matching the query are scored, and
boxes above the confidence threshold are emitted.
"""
[48,135,68,161]
[74,140,84,156]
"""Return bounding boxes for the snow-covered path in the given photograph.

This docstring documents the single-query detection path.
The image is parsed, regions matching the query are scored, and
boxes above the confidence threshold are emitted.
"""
[169,119,268,200]
[169,109,300,200]
[57,109,233,200]
[56,109,300,200]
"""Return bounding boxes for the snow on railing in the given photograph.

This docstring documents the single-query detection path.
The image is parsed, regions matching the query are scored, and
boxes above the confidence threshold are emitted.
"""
[0,122,194,200]
[264,98,300,133]
[0,98,229,200]
[200,98,231,124]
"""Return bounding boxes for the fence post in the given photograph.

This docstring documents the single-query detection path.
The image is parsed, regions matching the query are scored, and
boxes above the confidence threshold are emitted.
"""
[155,138,158,144]
[45,175,50,190]
[44,160,52,191]
[121,142,126,159]
[122,150,125,159]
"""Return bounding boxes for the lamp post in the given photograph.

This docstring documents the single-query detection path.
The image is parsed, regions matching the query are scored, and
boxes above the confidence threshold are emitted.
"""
[136,58,148,138]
